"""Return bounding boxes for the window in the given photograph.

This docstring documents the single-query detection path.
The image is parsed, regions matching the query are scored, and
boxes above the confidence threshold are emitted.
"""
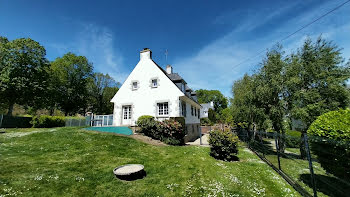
[191,106,194,116]
[132,81,138,90]
[123,106,131,119]
[195,108,197,116]
[152,79,158,88]
[181,83,185,92]
[157,102,168,116]
[198,109,200,118]
[182,102,186,117]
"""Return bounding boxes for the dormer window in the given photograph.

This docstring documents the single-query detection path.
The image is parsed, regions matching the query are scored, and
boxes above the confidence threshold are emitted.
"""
[181,83,185,92]
[132,81,138,90]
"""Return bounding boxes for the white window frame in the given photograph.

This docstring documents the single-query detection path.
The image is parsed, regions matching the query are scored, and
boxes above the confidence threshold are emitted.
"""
[152,79,158,88]
[157,102,169,116]
[182,102,186,117]
[131,81,139,90]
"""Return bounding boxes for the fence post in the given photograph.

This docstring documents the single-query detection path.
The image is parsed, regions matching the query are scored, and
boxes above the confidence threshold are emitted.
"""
[0,114,3,128]
[199,126,202,145]
[79,118,81,127]
[275,133,282,170]
[304,134,317,197]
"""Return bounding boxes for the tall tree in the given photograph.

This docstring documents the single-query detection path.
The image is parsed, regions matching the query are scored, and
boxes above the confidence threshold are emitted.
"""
[256,45,287,150]
[231,74,265,133]
[88,72,119,114]
[0,37,49,115]
[196,89,228,113]
[285,37,350,157]
[50,53,93,116]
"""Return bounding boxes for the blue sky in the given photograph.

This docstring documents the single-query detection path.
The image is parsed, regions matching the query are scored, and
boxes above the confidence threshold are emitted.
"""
[1,0,349,97]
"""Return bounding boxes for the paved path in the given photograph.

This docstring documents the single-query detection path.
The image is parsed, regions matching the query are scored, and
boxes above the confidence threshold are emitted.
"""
[186,134,210,147]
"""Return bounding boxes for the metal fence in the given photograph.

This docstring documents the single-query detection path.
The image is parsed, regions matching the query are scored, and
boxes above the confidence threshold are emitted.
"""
[64,117,90,127]
[90,114,113,127]
[235,129,350,197]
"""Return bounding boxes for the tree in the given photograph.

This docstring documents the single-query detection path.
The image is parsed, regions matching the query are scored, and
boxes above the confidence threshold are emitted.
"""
[50,53,93,116]
[208,108,216,124]
[255,45,287,151]
[231,74,265,132]
[0,37,49,115]
[88,72,119,114]
[219,108,235,128]
[285,37,350,158]
[196,89,228,113]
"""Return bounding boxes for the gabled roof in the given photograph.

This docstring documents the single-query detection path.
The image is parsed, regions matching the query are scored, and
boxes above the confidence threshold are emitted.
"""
[152,60,199,105]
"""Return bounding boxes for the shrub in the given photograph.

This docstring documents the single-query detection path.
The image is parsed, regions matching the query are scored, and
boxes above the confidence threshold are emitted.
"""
[307,109,350,180]
[31,115,65,128]
[284,130,301,148]
[137,116,185,145]
[136,115,160,139]
[208,130,239,161]
[200,118,211,126]
[158,119,185,145]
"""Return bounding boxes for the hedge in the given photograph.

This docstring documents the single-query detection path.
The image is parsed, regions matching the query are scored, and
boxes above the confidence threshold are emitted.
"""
[307,109,350,180]
[0,115,32,128]
[31,115,66,128]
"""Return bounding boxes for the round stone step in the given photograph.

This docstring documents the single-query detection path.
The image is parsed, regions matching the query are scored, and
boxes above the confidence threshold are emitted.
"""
[113,164,146,181]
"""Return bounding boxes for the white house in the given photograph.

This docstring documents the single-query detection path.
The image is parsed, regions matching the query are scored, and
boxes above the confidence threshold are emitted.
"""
[200,101,214,118]
[111,48,201,141]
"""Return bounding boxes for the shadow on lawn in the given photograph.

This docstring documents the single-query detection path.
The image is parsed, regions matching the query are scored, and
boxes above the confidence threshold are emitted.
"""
[300,174,350,197]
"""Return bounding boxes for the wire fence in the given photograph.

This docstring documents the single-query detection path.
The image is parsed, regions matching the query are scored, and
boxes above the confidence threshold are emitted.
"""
[235,129,350,197]
[64,117,90,127]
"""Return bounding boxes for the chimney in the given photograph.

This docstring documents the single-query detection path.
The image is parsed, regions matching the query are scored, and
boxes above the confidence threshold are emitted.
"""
[166,65,173,74]
[140,48,152,60]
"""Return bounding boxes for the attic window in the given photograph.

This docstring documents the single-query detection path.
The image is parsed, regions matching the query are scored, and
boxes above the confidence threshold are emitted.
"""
[132,81,138,90]
[152,79,158,88]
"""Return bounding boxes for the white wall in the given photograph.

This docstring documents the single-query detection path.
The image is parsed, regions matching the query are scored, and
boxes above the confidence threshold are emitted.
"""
[111,52,185,126]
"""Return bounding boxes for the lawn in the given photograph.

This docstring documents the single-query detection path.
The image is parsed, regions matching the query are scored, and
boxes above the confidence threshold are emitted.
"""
[0,127,299,197]
[253,139,350,197]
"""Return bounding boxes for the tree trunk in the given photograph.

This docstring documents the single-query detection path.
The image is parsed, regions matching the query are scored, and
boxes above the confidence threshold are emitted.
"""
[300,131,307,159]
[7,103,14,116]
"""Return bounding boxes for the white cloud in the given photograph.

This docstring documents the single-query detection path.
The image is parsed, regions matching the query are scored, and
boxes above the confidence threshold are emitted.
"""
[49,23,127,83]
[173,0,350,98]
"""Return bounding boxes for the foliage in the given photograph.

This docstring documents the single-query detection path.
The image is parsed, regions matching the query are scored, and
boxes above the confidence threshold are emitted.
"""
[200,117,212,126]
[208,108,216,123]
[50,53,93,115]
[208,130,239,161]
[284,130,301,148]
[218,108,235,126]
[285,37,350,130]
[0,115,32,128]
[31,115,65,128]
[308,109,350,140]
[87,72,120,114]
[307,109,350,180]
[195,89,228,113]
[158,119,185,145]
[136,115,159,138]
[0,36,50,116]
[137,116,185,145]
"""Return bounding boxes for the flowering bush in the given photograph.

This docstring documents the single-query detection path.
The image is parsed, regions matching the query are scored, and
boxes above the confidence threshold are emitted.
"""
[136,116,185,145]
[158,119,185,145]
[209,130,239,161]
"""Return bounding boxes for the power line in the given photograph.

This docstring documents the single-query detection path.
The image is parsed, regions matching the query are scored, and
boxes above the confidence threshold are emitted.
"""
[232,0,350,69]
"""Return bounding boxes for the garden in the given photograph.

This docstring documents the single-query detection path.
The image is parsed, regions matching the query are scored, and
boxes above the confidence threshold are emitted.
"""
[0,127,299,197]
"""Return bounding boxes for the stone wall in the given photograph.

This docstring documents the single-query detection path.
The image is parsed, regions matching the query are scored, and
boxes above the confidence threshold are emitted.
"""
[184,123,200,142]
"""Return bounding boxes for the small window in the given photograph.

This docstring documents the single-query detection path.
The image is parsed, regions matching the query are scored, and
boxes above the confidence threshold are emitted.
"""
[152,79,158,88]
[198,109,200,118]
[195,108,197,116]
[191,106,194,116]
[182,102,186,117]
[181,83,185,92]
[132,82,138,90]
[157,102,168,116]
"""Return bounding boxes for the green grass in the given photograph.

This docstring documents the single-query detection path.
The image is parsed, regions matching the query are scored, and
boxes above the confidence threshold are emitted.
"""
[0,127,299,197]
[253,139,350,197]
